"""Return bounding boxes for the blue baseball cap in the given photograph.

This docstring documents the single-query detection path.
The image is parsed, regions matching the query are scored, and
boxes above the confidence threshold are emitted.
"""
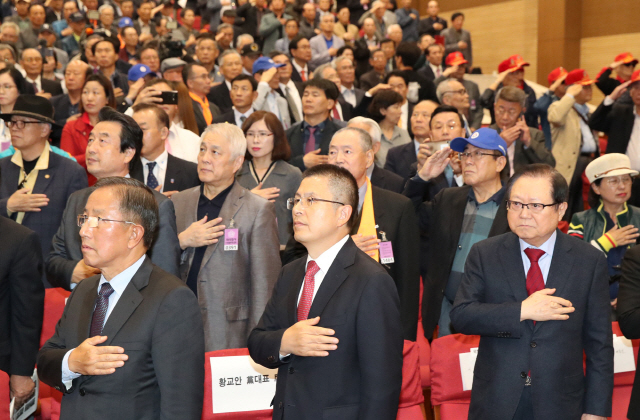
[128,64,154,81]
[118,17,133,28]
[252,57,284,75]
[450,127,507,156]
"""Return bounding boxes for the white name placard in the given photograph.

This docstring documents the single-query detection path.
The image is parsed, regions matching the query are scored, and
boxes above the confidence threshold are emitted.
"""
[613,334,636,374]
[459,347,478,391]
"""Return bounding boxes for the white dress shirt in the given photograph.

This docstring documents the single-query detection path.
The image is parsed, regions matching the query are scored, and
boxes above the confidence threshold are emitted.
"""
[297,235,350,304]
[25,75,42,93]
[429,63,443,78]
[519,230,557,284]
[141,149,168,192]
[341,85,357,108]
[399,101,409,131]
[233,107,254,127]
[282,80,303,117]
[61,254,147,389]
[292,60,309,81]
[166,123,201,163]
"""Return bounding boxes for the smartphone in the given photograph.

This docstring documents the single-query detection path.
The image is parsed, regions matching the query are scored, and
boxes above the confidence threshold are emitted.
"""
[166,21,178,30]
[159,90,178,105]
[87,10,100,20]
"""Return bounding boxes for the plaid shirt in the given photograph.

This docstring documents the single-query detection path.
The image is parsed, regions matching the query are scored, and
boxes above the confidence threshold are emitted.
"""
[444,185,506,302]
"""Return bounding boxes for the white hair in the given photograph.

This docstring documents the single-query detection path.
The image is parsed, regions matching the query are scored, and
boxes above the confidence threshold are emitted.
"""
[0,22,20,34]
[236,34,254,47]
[348,117,382,144]
[219,49,241,65]
[201,123,247,160]
[387,24,401,34]
[436,78,458,104]
[98,4,114,13]
[332,55,353,69]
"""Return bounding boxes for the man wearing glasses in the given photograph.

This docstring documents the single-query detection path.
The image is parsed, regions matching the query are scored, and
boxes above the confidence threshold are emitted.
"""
[182,62,222,135]
[450,164,613,420]
[39,177,205,420]
[404,127,510,338]
[249,163,403,420]
[0,95,87,287]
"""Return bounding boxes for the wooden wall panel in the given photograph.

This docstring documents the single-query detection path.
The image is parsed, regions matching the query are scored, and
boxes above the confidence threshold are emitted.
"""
[437,0,539,83]
[417,0,511,16]
[580,33,640,105]
[581,0,640,38]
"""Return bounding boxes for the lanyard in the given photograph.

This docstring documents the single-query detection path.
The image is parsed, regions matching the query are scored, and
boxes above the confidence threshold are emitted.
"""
[249,160,277,185]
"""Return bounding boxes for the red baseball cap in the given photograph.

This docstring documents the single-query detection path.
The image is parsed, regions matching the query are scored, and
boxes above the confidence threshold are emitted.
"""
[547,67,568,86]
[498,55,529,73]
[445,52,467,67]
[629,70,640,84]
[614,52,638,66]
[564,69,595,86]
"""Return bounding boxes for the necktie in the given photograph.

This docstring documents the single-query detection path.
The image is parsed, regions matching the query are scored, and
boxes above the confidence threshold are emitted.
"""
[436,67,441,77]
[189,92,212,125]
[332,106,340,121]
[285,86,301,122]
[32,82,38,93]
[297,261,320,321]
[300,69,306,82]
[89,283,115,337]
[240,115,247,127]
[146,162,159,190]
[524,248,546,297]
[305,126,317,154]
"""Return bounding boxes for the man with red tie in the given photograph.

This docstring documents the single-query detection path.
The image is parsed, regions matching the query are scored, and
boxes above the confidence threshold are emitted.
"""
[450,164,613,420]
[248,164,403,420]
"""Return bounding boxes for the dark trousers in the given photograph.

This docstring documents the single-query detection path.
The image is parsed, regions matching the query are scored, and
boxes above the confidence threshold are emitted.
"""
[564,155,593,221]
[512,386,534,420]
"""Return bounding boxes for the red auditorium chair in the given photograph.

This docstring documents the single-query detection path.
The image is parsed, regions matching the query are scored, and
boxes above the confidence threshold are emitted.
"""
[611,321,639,420]
[397,340,425,420]
[1,370,9,420]
[202,348,273,420]
[430,333,480,420]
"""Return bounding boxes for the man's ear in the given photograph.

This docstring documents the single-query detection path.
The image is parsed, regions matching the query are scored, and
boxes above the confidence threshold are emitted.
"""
[128,224,145,249]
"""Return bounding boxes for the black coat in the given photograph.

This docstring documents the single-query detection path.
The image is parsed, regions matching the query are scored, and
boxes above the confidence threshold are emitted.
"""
[248,238,403,420]
[384,141,416,180]
[370,164,404,194]
[619,245,640,420]
[0,217,44,376]
[207,82,233,114]
[285,118,343,171]
[211,110,237,126]
[131,153,200,193]
[589,100,635,154]
[42,78,64,96]
[192,98,222,135]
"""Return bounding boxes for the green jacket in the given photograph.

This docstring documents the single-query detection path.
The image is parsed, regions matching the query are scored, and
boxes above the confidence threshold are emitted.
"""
[569,201,640,253]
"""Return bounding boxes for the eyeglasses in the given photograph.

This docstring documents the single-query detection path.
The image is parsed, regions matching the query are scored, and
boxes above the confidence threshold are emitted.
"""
[495,106,520,117]
[246,131,273,139]
[286,197,345,210]
[459,151,500,160]
[506,200,557,213]
[602,175,633,187]
[443,88,467,96]
[0,84,16,91]
[77,214,138,228]
[7,120,43,129]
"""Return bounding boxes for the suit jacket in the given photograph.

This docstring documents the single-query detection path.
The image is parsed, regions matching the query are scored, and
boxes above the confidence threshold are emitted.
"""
[259,12,292,55]
[0,151,88,287]
[42,78,64,96]
[207,82,233,114]
[589,99,635,155]
[172,182,281,351]
[254,82,292,129]
[211,110,237,125]
[309,34,345,69]
[235,3,263,41]
[46,187,181,290]
[441,27,472,69]
[450,232,614,419]
[359,69,385,92]
[37,257,204,420]
[248,238,404,420]
[133,20,158,37]
[192,98,222,135]
[51,94,80,126]
[131,153,200,193]
[618,245,640,420]
[286,118,342,171]
[384,141,416,180]
[403,181,510,339]
[370,164,405,194]
[0,217,44,376]
[489,124,556,182]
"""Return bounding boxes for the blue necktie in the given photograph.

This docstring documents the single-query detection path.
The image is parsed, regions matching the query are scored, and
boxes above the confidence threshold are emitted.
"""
[89,283,114,337]
[146,162,159,190]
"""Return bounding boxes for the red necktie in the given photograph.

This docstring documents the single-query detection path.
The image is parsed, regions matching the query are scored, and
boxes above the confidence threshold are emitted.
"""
[300,69,306,81]
[332,106,340,121]
[524,248,545,325]
[297,261,320,321]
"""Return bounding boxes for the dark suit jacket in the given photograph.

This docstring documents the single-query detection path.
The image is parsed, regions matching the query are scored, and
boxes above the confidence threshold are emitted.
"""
[206,82,233,114]
[248,238,404,420]
[403,181,510,339]
[37,257,204,419]
[290,65,304,83]
[42,78,64,96]
[384,141,416,180]
[286,118,342,171]
[0,217,44,376]
[359,69,385,92]
[133,20,158,37]
[338,93,373,122]
[417,64,436,82]
[370,164,404,194]
[131,154,200,193]
[46,187,181,290]
[450,232,614,420]
[51,94,80,126]
[589,101,635,154]
[618,245,640,420]
[235,3,263,41]
[192,98,222,135]
[211,110,237,126]
[0,152,88,287]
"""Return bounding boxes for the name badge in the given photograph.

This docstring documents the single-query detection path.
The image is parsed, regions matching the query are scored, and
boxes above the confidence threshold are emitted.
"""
[224,219,238,251]
[378,230,394,264]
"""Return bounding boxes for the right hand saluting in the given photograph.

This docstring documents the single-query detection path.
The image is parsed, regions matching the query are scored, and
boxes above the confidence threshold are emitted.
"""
[303,149,328,168]
[7,188,49,213]
[178,216,225,250]
[68,336,128,376]
[280,317,339,357]
[520,288,575,322]
[608,80,632,102]
[417,147,451,182]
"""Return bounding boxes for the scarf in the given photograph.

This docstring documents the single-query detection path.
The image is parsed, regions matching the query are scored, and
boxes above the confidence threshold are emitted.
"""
[189,92,212,125]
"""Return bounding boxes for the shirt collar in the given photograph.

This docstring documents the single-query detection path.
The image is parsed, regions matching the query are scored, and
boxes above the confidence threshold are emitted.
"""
[366,163,374,180]
[468,184,506,205]
[303,119,328,131]
[141,149,168,168]
[11,142,51,170]
[98,254,146,298]
[519,230,557,257]
[357,179,368,212]
[233,107,254,119]
[305,234,350,274]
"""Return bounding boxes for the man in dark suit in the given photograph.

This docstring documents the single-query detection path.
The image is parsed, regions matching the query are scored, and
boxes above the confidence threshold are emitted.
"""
[289,36,312,83]
[235,0,267,43]
[619,245,640,420]
[38,177,204,420]
[248,164,403,420]
[359,49,387,92]
[131,104,200,195]
[0,217,44,411]
[47,107,181,291]
[286,78,343,171]
[418,43,444,82]
[451,164,613,420]
[393,43,438,104]
[207,50,243,114]
[404,128,510,339]
[211,73,258,126]
[21,48,64,96]
[183,62,222,135]
[0,95,88,287]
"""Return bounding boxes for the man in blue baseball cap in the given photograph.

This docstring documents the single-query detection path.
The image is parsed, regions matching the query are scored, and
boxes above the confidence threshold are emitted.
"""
[252,57,291,128]
[403,124,510,337]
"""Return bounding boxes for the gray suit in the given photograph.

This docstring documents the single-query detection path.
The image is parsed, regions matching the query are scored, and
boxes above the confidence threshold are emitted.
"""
[254,81,292,129]
[172,182,281,351]
[309,33,345,69]
[259,12,292,55]
[441,27,472,69]
[46,186,181,290]
[236,159,302,246]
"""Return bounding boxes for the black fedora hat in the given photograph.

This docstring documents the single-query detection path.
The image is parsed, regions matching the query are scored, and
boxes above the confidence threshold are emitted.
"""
[0,94,58,126]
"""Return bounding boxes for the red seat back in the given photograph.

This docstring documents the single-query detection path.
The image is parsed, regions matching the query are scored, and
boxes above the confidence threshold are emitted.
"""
[40,288,71,348]
[429,333,480,406]
[612,321,639,387]
[0,370,9,420]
